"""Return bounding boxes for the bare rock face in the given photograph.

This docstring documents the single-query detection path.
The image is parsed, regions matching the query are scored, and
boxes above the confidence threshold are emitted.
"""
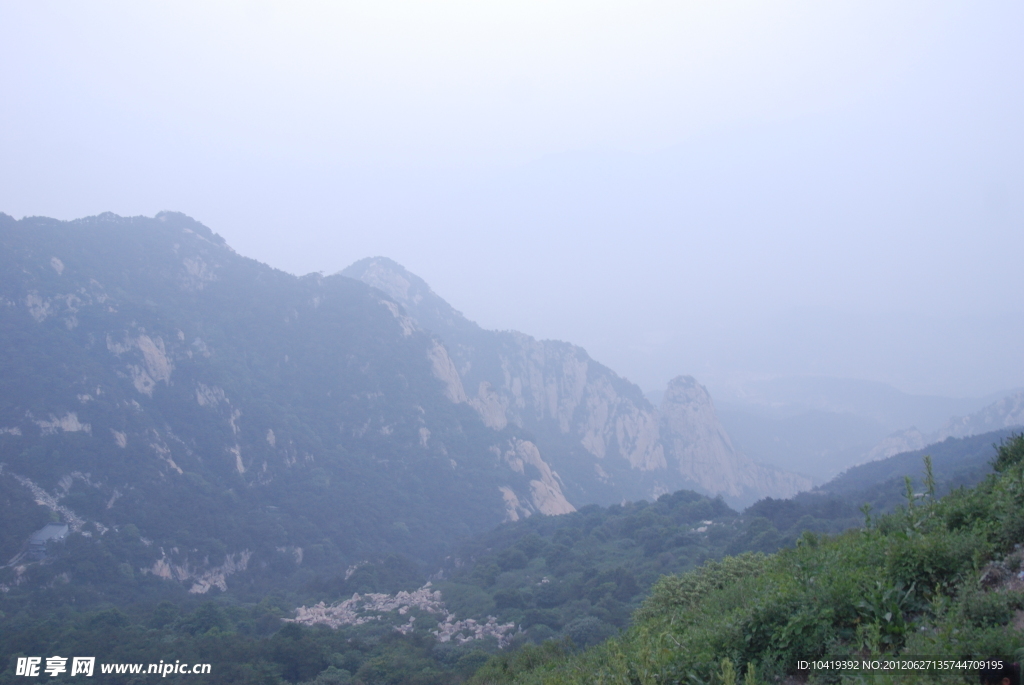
[660,376,739,489]
[427,340,468,404]
[343,258,811,507]
[496,439,575,521]
[343,258,676,504]
[660,376,812,502]
[471,332,666,471]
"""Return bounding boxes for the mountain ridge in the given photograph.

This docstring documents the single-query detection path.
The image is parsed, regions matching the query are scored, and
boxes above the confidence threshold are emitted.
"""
[342,256,810,507]
[861,390,1024,464]
[1,212,804,606]
[0,211,577,598]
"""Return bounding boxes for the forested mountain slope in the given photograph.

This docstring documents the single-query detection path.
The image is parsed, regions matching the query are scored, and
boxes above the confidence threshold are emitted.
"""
[0,211,572,600]
[821,428,1022,509]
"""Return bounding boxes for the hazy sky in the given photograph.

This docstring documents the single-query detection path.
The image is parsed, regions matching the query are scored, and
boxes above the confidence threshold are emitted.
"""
[2,2,1022,399]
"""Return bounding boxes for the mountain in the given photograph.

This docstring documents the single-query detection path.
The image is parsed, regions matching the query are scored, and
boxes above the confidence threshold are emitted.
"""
[937,391,1024,439]
[342,257,809,507]
[860,391,1024,464]
[0,212,808,605]
[0,211,577,599]
[715,376,994,482]
[658,377,808,503]
[820,428,1019,503]
[484,434,1024,684]
[716,376,983,432]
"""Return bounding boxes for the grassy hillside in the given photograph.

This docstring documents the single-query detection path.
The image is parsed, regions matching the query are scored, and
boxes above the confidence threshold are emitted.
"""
[472,434,1024,684]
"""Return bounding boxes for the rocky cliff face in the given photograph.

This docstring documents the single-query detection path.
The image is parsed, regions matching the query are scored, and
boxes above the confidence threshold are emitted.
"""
[660,377,811,501]
[343,258,810,507]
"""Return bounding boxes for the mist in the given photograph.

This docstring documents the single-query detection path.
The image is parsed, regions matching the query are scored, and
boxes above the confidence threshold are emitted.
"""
[2,1,1022,401]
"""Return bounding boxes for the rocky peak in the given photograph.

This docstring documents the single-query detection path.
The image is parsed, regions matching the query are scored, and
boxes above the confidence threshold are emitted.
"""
[660,376,736,449]
[660,375,811,502]
[2,213,589,592]
[343,259,812,507]
[340,257,478,339]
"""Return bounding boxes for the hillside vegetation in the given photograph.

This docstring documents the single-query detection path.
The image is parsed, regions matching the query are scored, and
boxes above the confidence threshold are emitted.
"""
[2,432,1011,684]
[472,434,1024,684]
[0,485,854,684]
[433,430,1015,651]
[0,211,560,602]
[433,489,861,651]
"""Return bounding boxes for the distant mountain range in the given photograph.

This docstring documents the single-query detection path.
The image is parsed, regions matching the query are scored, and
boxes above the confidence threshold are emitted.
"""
[715,375,1019,482]
[820,427,1021,506]
[0,212,804,601]
[861,391,1024,464]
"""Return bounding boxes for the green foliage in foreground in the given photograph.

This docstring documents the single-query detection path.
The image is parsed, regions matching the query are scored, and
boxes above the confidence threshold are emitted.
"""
[472,434,1024,684]
[437,487,862,649]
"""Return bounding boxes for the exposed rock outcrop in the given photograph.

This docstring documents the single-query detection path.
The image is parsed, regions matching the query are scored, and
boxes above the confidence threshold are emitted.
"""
[343,258,811,507]
[148,550,253,594]
[660,376,812,501]
[343,258,679,503]
[428,340,467,403]
[496,439,575,520]
[289,582,519,647]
